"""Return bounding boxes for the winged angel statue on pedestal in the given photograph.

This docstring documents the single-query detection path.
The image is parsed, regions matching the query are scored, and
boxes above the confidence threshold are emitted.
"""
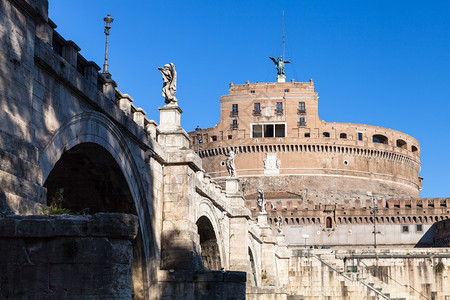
[158,63,177,105]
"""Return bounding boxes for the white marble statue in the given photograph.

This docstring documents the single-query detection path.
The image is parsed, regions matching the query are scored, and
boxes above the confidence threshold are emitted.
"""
[276,215,283,233]
[225,148,238,177]
[257,189,266,213]
[158,62,177,105]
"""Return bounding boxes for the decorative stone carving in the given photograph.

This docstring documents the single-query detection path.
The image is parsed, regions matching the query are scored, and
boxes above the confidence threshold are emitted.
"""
[158,62,177,105]
[263,153,280,175]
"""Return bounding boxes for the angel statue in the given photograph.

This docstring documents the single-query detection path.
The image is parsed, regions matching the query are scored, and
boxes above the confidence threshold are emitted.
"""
[269,56,290,76]
[158,63,177,105]
[257,189,266,213]
[225,148,238,178]
[276,215,283,233]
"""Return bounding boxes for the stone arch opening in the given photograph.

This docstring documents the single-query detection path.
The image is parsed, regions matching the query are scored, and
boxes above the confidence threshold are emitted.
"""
[373,134,388,145]
[396,139,407,149]
[412,145,418,153]
[196,216,221,270]
[43,142,147,298]
[44,142,134,213]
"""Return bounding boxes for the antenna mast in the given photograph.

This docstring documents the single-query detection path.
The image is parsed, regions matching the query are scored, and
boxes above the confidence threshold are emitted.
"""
[282,10,285,62]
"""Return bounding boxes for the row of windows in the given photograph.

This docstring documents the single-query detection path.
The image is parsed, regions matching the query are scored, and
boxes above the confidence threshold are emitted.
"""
[252,124,286,138]
[232,102,307,117]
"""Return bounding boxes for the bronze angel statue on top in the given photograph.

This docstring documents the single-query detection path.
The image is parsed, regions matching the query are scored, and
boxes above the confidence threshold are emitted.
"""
[158,62,177,105]
[269,56,290,76]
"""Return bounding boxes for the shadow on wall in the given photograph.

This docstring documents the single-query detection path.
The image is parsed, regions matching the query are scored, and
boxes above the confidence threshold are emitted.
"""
[415,224,436,248]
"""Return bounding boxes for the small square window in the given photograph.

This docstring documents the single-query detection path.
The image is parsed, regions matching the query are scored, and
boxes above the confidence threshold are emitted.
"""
[304,133,310,138]
[250,90,255,94]
[284,89,289,93]
[228,135,232,140]
[211,136,217,142]
[416,224,423,232]
[402,225,409,233]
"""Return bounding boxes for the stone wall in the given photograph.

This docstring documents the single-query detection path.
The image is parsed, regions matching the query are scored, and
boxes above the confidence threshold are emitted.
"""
[0,213,138,299]
[288,249,450,299]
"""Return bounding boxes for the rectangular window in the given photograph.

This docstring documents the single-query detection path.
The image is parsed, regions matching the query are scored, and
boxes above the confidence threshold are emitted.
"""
[264,124,274,137]
[416,224,423,232]
[402,225,409,233]
[304,133,310,138]
[231,104,238,117]
[298,102,306,114]
[298,117,306,127]
[275,124,285,137]
[358,132,363,141]
[252,124,262,138]
[250,90,255,94]
[276,102,283,115]
[232,119,238,126]
[211,136,217,142]
[284,89,289,93]
[253,103,261,115]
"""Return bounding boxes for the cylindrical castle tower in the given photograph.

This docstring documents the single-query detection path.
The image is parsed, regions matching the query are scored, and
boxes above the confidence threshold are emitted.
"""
[190,80,421,205]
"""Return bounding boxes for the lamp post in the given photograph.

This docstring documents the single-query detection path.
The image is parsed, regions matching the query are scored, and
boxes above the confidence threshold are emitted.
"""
[102,14,114,74]
[369,192,379,249]
[195,126,201,153]
[302,234,309,249]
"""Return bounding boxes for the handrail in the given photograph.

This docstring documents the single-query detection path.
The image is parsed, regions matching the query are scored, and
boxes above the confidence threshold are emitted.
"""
[311,253,390,299]
[358,259,429,300]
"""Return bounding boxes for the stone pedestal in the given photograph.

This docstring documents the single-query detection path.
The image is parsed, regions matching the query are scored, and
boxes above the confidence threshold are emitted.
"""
[277,75,286,83]
[257,212,269,225]
[157,104,189,149]
[226,177,240,195]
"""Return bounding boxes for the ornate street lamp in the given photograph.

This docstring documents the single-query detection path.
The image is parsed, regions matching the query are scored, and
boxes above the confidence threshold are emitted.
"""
[195,126,201,153]
[102,14,114,74]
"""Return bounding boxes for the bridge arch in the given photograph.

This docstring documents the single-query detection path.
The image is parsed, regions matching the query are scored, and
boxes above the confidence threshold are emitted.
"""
[196,200,226,269]
[39,112,156,299]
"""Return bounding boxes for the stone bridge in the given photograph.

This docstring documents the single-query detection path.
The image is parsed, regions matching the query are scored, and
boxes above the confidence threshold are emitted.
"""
[0,0,287,298]
[1,1,449,299]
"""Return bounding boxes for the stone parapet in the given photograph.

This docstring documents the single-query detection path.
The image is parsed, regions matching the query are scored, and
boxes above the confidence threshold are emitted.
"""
[0,213,138,299]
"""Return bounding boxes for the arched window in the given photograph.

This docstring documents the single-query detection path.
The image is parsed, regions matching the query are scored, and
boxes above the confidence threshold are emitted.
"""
[373,134,389,145]
[339,133,347,139]
[412,145,418,153]
[396,139,407,149]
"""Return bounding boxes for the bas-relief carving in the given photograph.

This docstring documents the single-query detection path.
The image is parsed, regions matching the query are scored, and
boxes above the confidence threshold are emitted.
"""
[263,153,280,175]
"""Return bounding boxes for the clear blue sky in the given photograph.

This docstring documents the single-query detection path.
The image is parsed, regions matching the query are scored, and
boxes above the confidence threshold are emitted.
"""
[49,1,450,198]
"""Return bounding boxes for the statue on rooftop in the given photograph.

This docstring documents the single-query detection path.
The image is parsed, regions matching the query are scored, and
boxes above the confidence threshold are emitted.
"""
[158,62,177,105]
[225,148,238,178]
[269,56,290,76]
